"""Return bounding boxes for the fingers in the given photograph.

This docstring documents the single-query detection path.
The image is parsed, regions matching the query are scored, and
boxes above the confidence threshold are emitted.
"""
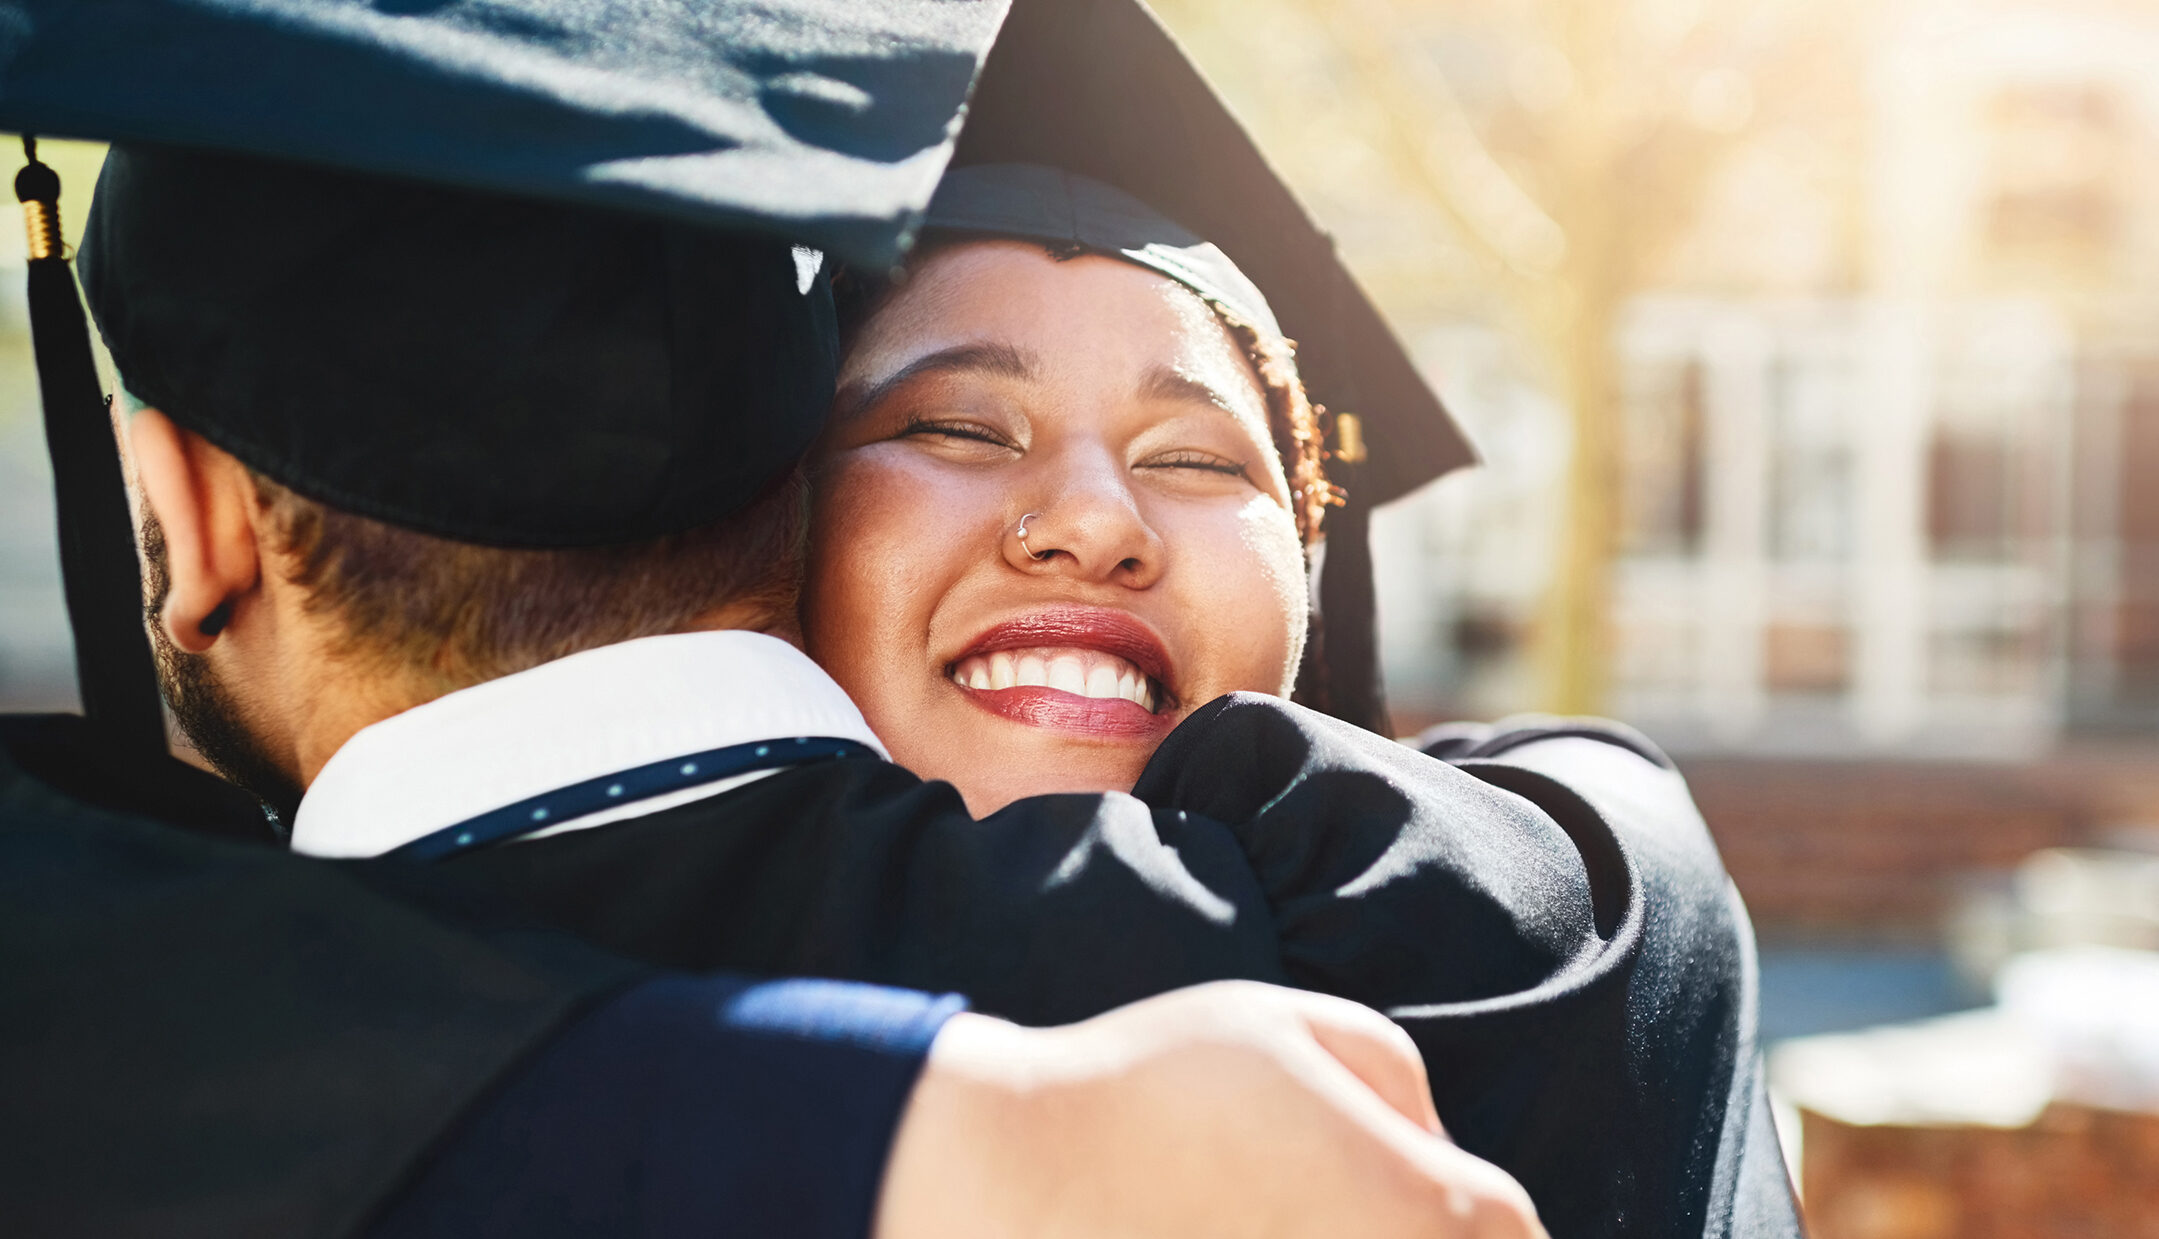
[1274,987,1445,1137]
[1262,987,1549,1239]
[1288,1037,1548,1239]
[1415,1142,1551,1239]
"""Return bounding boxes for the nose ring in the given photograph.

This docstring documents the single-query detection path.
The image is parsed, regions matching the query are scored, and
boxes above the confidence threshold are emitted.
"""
[1015,513,1047,560]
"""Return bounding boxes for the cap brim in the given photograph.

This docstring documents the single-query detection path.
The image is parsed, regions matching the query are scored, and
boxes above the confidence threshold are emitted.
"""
[0,0,1013,267]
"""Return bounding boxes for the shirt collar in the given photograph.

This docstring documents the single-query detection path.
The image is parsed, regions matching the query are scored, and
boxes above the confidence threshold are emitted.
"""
[291,630,886,858]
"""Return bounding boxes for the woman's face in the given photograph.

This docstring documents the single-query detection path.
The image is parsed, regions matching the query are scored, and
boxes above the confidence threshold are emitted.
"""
[804,240,1307,814]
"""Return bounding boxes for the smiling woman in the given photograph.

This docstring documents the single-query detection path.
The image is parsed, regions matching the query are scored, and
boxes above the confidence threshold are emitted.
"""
[803,172,1331,814]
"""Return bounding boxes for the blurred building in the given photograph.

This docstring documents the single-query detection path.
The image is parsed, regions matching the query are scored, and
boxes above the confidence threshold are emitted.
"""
[1331,0,2159,757]
[1609,4,2159,755]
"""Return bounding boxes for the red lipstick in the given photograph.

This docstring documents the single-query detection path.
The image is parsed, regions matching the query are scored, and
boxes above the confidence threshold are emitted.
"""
[946,607,1178,740]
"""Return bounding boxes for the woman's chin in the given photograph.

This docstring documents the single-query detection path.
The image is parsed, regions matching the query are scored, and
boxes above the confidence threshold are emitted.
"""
[898,740,1151,819]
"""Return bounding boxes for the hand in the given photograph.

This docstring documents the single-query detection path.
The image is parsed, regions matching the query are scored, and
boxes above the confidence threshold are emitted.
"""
[875,980,1546,1239]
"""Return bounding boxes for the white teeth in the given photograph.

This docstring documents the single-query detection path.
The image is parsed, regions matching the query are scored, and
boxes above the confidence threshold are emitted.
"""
[1122,672,1154,711]
[949,646,1161,711]
[1086,662,1121,699]
[1046,655,1087,695]
[1016,652,1048,688]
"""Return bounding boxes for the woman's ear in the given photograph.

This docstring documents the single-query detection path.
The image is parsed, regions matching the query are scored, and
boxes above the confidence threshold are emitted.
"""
[129,407,262,653]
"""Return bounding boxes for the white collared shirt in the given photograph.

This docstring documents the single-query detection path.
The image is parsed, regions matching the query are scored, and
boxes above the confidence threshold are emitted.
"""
[291,630,887,859]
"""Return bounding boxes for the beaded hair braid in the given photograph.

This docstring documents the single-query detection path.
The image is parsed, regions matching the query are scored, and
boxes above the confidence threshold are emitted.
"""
[1210,310,1335,547]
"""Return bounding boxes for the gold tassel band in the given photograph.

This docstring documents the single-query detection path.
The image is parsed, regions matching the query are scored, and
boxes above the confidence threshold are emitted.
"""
[1333,411,1368,464]
[22,196,59,261]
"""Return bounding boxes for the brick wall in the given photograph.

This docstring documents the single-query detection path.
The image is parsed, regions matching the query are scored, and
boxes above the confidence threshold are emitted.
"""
[1801,1104,2159,1239]
[1677,747,2159,937]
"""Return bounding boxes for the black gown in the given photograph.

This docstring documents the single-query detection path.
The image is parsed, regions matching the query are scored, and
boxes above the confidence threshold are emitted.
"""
[386,694,1800,1239]
[3,695,1800,1238]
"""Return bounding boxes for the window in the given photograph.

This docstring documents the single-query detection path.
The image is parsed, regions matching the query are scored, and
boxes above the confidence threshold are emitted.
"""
[1620,358,1706,555]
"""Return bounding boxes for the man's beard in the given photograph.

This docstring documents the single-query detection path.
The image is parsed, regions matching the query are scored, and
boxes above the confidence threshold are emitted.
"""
[138,510,305,815]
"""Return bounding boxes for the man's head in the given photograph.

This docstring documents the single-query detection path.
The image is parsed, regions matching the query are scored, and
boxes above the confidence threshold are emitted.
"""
[86,146,840,808]
[123,394,810,811]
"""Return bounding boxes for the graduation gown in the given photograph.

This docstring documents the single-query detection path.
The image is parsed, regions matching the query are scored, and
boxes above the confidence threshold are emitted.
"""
[390,694,1801,1239]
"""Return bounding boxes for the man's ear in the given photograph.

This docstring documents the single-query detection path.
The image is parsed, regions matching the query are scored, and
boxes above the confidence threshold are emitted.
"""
[129,408,262,653]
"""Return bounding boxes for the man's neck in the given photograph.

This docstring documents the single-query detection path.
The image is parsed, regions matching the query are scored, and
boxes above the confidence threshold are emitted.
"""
[290,612,799,792]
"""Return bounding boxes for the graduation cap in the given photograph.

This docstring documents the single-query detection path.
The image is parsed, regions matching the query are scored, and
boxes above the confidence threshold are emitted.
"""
[0,0,1012,768]
[929,0,1478,735]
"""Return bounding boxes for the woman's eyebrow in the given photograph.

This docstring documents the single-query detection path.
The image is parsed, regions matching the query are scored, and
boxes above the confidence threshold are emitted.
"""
[836,342,1038,420]
[1137,365,1245,419]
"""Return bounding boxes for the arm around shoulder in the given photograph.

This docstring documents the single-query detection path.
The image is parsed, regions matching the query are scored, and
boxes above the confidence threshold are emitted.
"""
[369,974,963,1239]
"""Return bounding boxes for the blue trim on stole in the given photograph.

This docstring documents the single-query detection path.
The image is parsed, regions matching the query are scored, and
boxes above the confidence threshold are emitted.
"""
[390,736,872,861]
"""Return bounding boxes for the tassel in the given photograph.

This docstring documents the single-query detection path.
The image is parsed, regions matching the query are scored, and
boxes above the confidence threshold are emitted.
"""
[1317,479,1392,737]
[1310,265,1394,736]
[18,137,167,758]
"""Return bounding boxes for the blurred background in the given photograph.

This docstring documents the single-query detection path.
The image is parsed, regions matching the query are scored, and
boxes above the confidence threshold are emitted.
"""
[2,0,2157,1230]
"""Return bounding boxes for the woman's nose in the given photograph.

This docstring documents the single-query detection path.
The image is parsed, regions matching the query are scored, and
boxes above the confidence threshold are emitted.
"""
[1002,452,1164,586]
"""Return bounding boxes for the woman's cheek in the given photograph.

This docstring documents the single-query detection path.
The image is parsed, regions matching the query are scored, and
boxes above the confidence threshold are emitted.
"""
[806,451,940,661]
[1233,495,1309,696]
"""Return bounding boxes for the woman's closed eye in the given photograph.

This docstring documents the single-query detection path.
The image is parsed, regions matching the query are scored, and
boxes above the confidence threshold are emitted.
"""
[1137,448,1249,479]
[893,416,1247,481]
[895,415,1021,455]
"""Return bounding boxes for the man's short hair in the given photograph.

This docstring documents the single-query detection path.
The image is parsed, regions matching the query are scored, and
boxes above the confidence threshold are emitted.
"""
[248,463,807,696]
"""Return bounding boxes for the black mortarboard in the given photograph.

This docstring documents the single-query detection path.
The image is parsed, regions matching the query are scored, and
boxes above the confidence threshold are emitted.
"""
[0,0,1011,760]
[3,0,1008,267]
[925,0,1479,735]
[82,147,837,549]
